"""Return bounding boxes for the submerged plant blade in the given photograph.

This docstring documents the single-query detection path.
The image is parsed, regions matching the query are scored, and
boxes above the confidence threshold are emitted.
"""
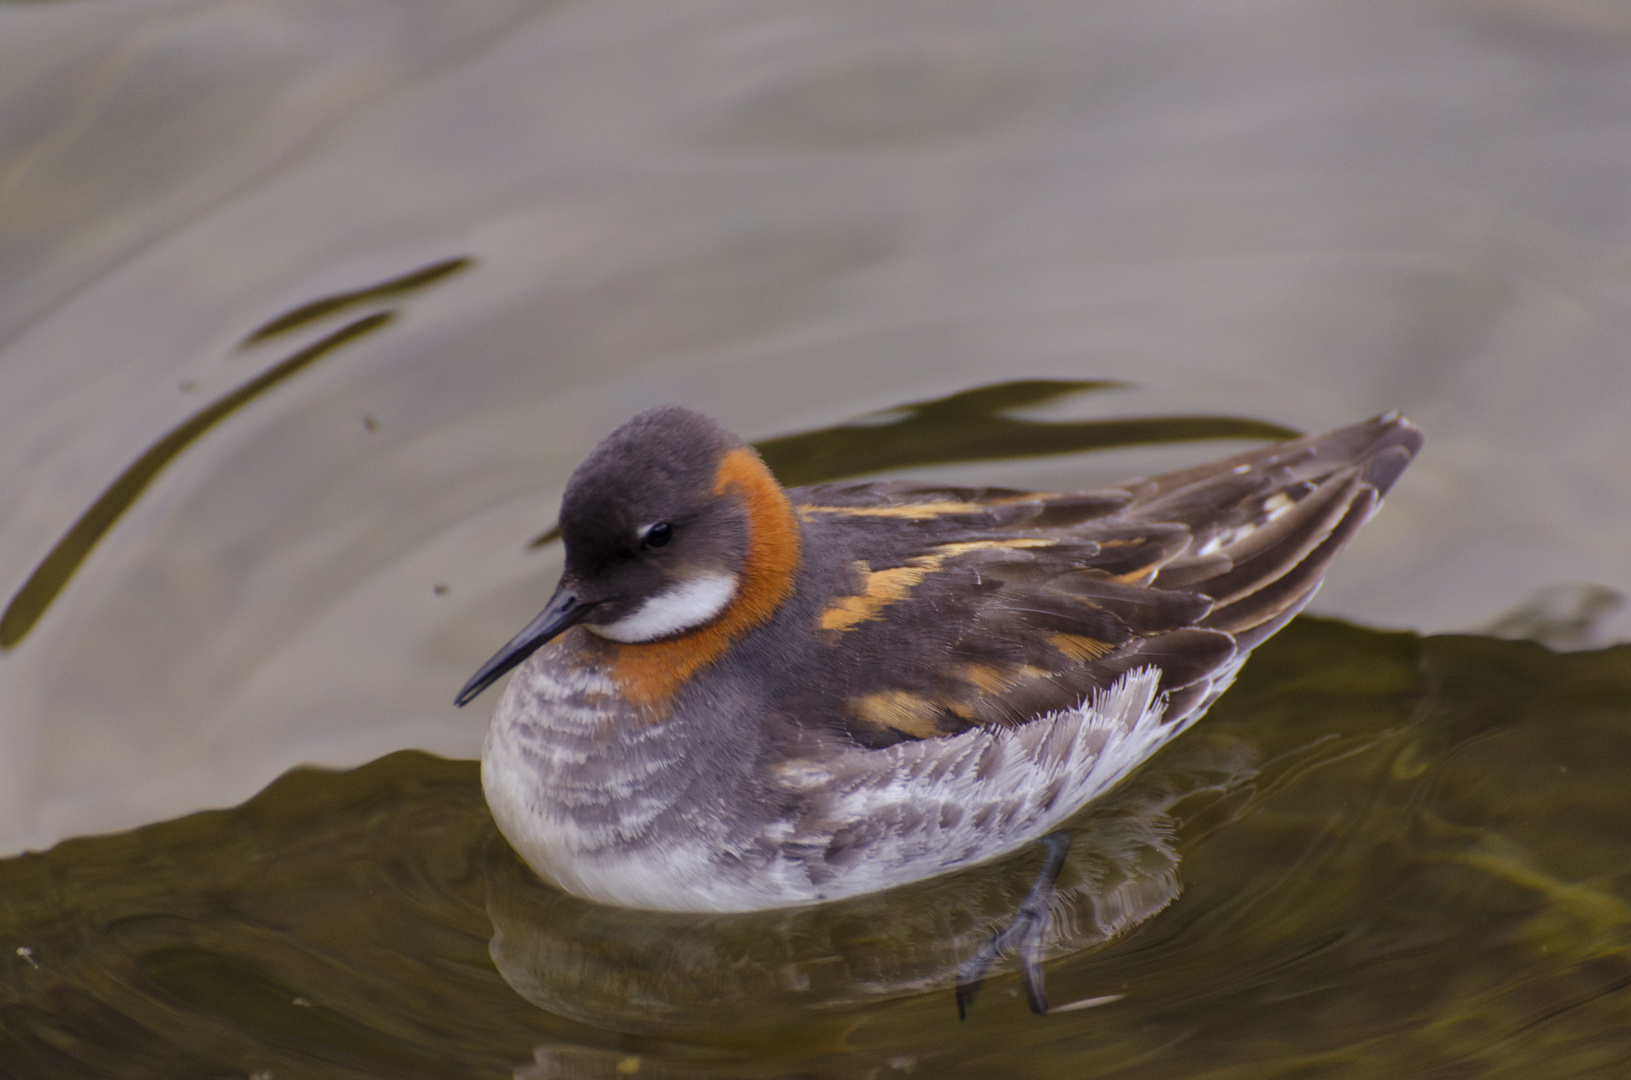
[239,257,471,346]
[1,313,394,651]
[755,379,1299,487]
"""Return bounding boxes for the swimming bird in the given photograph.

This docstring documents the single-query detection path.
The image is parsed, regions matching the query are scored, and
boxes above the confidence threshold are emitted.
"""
[456,406,1421,1010]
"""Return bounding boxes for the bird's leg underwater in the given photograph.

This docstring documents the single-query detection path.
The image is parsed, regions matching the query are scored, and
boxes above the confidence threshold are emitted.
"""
[955,831,1073,1018]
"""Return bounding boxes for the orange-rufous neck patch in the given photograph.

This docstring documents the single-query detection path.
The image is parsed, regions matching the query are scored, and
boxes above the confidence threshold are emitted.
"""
[602,446,801,713]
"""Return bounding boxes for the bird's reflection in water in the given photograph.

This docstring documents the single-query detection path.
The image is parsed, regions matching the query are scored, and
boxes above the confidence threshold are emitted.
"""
[486,741,1256,1077]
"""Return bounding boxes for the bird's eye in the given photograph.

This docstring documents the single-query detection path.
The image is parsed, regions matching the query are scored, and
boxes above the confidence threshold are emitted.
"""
[640,522,673,550]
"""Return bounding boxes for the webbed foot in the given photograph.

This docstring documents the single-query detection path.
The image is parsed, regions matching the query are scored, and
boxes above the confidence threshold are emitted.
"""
[955,831,1072,1017]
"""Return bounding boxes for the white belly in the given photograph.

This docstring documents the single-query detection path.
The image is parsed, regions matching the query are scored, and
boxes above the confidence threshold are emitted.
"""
[483,664,1188,913]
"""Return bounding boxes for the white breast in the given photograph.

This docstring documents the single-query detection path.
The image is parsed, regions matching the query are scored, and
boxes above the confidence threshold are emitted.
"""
[481,653,1240,913]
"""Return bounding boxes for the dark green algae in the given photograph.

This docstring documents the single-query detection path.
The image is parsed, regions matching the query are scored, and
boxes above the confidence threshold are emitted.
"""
[6,618,1631,1079]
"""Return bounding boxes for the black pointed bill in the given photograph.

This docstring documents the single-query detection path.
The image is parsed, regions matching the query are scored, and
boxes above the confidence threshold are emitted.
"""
[454,588,595,707]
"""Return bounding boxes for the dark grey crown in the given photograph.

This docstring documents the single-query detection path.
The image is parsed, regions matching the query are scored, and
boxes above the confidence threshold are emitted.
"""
[560,408,743,539]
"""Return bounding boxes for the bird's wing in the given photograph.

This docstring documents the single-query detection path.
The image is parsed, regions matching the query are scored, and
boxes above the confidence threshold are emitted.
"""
[787,414,1421,748]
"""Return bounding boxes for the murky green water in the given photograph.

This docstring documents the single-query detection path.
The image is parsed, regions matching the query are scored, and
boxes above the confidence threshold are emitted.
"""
[6,618,1631,1077]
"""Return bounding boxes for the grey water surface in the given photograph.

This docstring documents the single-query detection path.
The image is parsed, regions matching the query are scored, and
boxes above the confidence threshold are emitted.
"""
[3,0,1631,1075]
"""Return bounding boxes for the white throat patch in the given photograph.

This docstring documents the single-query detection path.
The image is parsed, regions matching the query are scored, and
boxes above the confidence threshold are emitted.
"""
[586,572,739,643]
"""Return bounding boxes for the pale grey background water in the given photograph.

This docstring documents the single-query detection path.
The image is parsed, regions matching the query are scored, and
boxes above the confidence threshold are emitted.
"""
[1,0,1628,858]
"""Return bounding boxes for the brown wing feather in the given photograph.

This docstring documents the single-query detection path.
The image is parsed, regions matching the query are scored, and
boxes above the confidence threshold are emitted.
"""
[786,414,1421,748]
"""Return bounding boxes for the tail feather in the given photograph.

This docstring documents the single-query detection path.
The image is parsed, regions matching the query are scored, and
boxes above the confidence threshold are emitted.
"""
[1139,413,1421,640]
[1200,489,1375,636]
[1191,472,1361,607]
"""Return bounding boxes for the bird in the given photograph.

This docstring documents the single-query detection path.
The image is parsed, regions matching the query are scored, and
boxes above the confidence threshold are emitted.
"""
[455,405,1422,1012]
